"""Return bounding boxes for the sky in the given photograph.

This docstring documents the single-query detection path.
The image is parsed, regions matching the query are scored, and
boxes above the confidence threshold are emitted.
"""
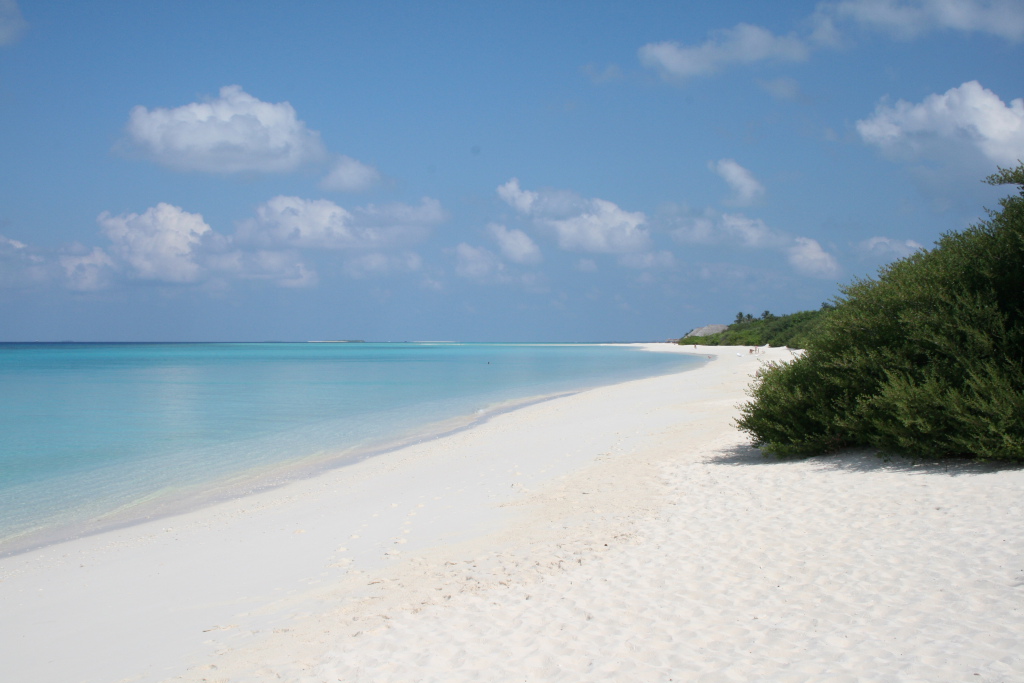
[1,1,1022,342]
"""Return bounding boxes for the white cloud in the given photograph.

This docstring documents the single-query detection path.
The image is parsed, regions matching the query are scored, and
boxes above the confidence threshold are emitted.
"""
[582,63,624,84]
[98,203,212,283]
[85,195,441,290]
[498,179,649,254]
[619,250,676,269]
[0,233,50,288]
[237,196,443,250]
[818,0,1024,41]
[488,223,542,264]
[758,77,802,101]
[454,243,503,279]
[711,159,766,205]
[60,247,115,291]
[357,197,446,228]
[861,236,925,258]
[239,197,355,249]
[343,252,422,278]
[638,23,808,79]
[718,214,785,248]
[669,213,716,244]
[545,200,648,253]
[268,260,317,288]
[497,178,539,214]
[202,248,316,288]
[124,85,326,173]
[856,81,1024,167]
[95,202,317,289]
[3,205,322,292]
[788,237,841,278]
[671,210,788,248]
[0,0,26,46]
[320,156,381,192]
[0,234,26,250]
[498,178,582,217]
[452,242,546,290]
[665,206,841,279]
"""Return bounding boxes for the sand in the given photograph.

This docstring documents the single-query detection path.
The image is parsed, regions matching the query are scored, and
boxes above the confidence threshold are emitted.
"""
[1,344,1022,683]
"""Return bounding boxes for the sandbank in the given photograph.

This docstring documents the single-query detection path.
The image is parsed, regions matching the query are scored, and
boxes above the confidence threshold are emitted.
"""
[1,344,1022,682]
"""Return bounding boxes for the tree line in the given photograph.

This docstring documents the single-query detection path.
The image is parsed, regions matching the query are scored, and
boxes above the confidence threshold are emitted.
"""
[679,308,828,349]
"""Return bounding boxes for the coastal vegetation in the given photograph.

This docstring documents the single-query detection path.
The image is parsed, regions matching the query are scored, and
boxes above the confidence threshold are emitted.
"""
[736,164,1024,462]
[678,308,828,349]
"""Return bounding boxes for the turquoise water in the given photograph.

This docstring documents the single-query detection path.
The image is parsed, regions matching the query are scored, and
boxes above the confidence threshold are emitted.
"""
[0,342,700,555]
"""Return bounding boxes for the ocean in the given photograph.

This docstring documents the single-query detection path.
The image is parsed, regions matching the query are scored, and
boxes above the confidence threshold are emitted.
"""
[0,342,700,556]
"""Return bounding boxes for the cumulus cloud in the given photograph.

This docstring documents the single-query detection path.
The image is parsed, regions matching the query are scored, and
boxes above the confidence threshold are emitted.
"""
[758,77,802,101]
[202,248,316,288]
[2,201,331,292]
[255,256,316,288]
[487,224,542,264]
[497,178,539,214]
[671,210,788,248]
[788,237,841,278]
[817,0,1024,41]
[320,155,381,192]
[59,246,115,291]
[545,200,648,253]
[498,179,649,254]
[357,197,446,229]
[710,159,766,205]
[454,243,503,279]
[124,85,326,173]
[716,213,781,246]
[94,203,317,288]
[639,23,808,79]
[0,0,27,46]
[582,63,624,84]
[452,242,545,289]
[98,203,212,283]
[0,233,50,288]
[343,251,422,278]
[78,196,442,290]
[240,197,356,249]
[0,234,26,250]
[856,81,1024,167]
[237,196,443,250]
[619,251,676,269]
[861,236,925,258]
[665,207,841,278]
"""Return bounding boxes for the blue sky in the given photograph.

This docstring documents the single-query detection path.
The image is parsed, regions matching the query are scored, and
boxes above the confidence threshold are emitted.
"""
[1,1,1022,341]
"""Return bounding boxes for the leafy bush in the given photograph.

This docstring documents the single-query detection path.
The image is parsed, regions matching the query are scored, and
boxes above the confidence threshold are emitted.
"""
[737,164,1024,462]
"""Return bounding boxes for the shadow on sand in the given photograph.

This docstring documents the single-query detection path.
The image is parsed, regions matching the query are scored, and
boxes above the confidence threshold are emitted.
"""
[706,441,1024,477]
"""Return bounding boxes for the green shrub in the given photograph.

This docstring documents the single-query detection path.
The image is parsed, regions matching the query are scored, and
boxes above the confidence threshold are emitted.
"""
[737,164,1024,462]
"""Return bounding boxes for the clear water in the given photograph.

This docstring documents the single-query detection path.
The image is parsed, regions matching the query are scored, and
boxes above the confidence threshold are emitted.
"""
[0,342,701,555]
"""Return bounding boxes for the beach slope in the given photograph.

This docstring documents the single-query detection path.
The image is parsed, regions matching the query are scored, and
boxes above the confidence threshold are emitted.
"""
[1,344,1022,682]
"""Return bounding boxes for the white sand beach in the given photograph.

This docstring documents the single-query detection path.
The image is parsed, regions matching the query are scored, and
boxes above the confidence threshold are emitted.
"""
[2,344,1023,683]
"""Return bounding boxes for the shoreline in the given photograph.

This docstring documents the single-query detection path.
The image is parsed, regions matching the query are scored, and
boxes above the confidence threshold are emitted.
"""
[0,343,698,560]
[0,388,581,560]
[3,344,1022,682]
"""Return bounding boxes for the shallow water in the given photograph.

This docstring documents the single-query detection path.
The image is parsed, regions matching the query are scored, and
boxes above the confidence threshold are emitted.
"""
[0,342,700,555]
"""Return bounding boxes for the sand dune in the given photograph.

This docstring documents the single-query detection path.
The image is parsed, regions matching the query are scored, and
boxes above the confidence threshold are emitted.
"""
[2,345,1022,682]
